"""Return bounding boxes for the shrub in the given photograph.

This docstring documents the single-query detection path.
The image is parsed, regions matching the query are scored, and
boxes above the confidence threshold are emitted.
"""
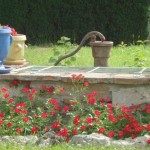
[0,0,149,44]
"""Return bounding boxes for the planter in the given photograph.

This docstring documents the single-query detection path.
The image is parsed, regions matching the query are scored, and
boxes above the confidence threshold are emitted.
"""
[4,34,27,65]
[90,41,113,67]
[0,28,12,62]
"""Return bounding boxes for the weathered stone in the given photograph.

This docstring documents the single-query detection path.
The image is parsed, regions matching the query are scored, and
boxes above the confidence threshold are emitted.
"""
[112,140,134,146]
[38,131,65,146]
[70,133,112,146]
[0,66,150,107]
[0,136,38,144]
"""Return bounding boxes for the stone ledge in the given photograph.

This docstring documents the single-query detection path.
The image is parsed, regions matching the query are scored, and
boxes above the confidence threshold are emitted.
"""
[0,72,149,85]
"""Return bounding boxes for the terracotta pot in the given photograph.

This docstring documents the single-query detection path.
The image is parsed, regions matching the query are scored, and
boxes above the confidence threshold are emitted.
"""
[90,41,113,67]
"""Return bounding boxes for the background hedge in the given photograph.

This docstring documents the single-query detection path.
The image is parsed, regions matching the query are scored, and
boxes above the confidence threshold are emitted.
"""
[0,0,150,45]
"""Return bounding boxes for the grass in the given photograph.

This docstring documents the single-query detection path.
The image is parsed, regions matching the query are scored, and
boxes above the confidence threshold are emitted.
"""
[0,143,149,150]
[4,43,150,150]
[25,44,150,67]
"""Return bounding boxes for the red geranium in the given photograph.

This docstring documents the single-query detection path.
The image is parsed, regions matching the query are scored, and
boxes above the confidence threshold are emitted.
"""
[98,127,105,134]
[16,128,23,134]
[52,123,60,130]
[31,126,38,134]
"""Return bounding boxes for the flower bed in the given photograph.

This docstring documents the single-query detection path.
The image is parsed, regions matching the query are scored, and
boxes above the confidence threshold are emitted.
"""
[0,74,150,144]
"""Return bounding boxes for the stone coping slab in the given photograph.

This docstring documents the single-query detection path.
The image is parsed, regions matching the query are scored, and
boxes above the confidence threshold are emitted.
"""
[0,66,149,85]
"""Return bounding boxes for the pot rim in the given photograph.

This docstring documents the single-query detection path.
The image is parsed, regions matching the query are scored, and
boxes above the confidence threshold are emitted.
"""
[0,28,11,34]
[12,34,26,41]
[90,41,113,47]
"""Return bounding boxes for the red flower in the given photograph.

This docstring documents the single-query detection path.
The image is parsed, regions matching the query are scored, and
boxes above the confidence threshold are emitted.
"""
[47,86,55,93]
[0,112,5,118]
[70,74,84,81]
[23,117,29,122]
[49,99,58,105]
[81,125,86,131]
[123,124,132,134]
[72,128,78,135]
[118,131,124,138]
[107,130,115,138]
[116,115,122,120]
[16,127,22,134]
[94,110,101,116]
[131,134,137,139]
[88,97,96,105]
[28,94,34,101]
[86,117,93,124]
[147,139,150,144]
[52,123,60,130]
[50,111,56,115]
[121,105,131,113]
[1,87,7,92]
[98,127,105,134]
[21,109,28,114]
[77,74,84,79]
[41,84,47,89]
[54,105,61,111]
[22,87,29,93]
[107,103,113,109]
[147,124,150,131]
[71,101,77,105]
[34,114,39,118]
[70,74,76,80]
[57,128,69,137]
[12,80,19,85]
[41,112,48,118]
[59,87,64,93]
[73,116,80,126]
[105,97,111,103]
[30,89,36,94]
[0,119,3,125]
[134,127,142,133]
[100,98,105,105]
[84,81,89,87]
[63,106,69,112]
[7,122,12,128]
[9,98,14,103]
[108,115,117,123]
[16,102,26,108]
[14,108,21,114]
[3,93,10,99]
[31,126,38,134]
[11,28,18,36]
[44,126,49,132]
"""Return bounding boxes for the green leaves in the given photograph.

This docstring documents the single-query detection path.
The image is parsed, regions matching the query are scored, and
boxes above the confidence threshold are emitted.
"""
[49,36,77,66]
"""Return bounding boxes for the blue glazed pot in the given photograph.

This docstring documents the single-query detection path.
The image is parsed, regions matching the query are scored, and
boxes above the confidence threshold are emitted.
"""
[0,28,12,62]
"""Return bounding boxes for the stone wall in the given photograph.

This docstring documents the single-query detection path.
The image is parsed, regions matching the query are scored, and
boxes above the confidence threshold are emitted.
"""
[0,66,150,107]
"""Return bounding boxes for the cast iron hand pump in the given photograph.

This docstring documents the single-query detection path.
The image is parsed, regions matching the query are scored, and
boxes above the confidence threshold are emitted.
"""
[54,31,113,67]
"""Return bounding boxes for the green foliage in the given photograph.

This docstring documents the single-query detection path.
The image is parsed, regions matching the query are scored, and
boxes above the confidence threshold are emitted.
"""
[0,0,149,44]
[132,40,149,67]
[49,36,76,66]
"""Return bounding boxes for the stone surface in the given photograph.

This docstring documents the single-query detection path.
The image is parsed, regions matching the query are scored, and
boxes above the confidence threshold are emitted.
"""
[70,133,112,146]
[0,66,150,106]
[0,133,150,147]
[38,131,65,147]
[70,133,150,147]
[0,136,38,145]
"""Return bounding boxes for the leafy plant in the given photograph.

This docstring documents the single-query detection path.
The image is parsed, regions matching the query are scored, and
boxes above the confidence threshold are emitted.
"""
[132,40,149,67]
[49,36,77,66]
